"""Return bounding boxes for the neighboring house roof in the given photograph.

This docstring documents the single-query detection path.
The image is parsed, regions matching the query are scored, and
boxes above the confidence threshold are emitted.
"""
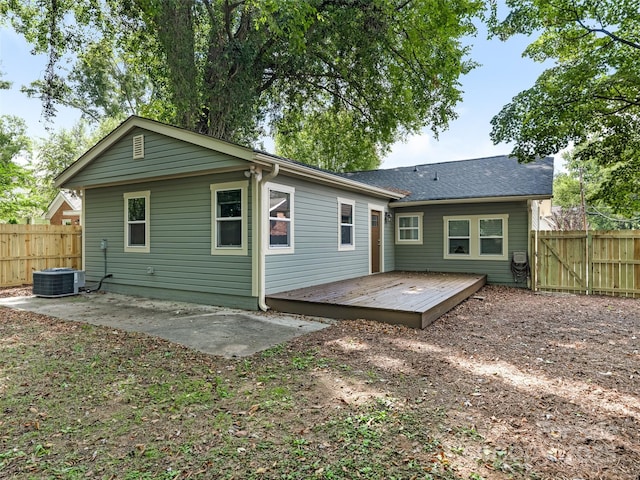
[55,116,404,201]
[45,191,82,219]
[340,156,554,205]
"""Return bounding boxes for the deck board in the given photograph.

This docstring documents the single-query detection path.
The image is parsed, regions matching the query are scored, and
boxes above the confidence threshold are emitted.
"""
[266,272,486,328]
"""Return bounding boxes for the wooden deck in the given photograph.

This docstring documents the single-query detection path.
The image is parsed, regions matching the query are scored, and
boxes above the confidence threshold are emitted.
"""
[266,272,487,329]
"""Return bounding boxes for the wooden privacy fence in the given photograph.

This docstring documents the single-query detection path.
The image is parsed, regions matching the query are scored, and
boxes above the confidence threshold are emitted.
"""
[0,224,82,287]
[531,230,640,298]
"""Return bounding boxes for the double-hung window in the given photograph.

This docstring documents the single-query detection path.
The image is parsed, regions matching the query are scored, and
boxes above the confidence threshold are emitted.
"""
[447,219,470,255]
[395,213,423,245]
[479,218,504,255]
[211,181,248,255]
[266,183,295,254]
[338,198,355,250]
[444,215,508,260]
[124,191,150,253]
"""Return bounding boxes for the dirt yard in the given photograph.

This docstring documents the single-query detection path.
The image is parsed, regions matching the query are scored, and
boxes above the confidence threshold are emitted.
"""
[1,285,639,479]
[289,286,640,479]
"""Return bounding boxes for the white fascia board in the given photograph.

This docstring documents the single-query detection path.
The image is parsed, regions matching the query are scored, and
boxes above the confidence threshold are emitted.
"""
[44,192,66,219]
[62,165,249,191]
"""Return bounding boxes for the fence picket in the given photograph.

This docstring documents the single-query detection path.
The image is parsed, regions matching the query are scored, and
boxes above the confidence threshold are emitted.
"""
[532,230,640,298]
[0,224,82,287]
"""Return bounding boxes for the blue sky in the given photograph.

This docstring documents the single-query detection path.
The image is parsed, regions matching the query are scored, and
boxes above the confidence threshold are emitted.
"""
[0,28,82,135]
[0,20,551,170]
[384,27,550,169]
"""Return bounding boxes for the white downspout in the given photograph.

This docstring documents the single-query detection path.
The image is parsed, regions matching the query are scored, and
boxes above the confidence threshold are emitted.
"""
[79,189,85,271]
[257,164,279,311]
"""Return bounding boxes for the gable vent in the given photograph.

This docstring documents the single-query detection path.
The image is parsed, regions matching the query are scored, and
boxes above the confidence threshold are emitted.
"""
[132,134,145,159]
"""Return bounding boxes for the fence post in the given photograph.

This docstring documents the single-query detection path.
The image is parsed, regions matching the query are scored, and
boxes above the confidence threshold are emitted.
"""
[530,230,538,292]
[586,230,592,295]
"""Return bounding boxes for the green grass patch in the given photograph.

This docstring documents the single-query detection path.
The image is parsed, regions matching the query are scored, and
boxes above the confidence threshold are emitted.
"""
[0,308,542,480]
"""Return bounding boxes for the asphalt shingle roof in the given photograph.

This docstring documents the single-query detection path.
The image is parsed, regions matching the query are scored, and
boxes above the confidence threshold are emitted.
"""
[340,155,554,203]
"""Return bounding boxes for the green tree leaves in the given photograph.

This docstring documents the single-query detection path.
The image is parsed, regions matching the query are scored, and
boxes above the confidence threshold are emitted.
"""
[3,0,483,172]
[32,122,93,205]
[489,0,640,214]
[0,115,33,221]
[275,110,382,172]
[271,0,482,169]
[552,152,640,230]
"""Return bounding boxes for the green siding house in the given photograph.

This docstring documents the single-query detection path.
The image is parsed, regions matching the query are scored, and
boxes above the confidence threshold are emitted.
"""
[56,117,401,310]
[342,156,554,285]
[56,116,553,310]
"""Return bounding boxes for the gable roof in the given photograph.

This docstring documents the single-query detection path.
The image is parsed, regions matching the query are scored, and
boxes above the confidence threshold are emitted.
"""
[44,191,81,219]
[340,155,554,205]
[55,116,403,200]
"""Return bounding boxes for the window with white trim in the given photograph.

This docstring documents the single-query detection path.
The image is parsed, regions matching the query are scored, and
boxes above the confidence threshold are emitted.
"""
[266,183,294,254]
[447,219,470,255]
[124,191,150,253]
[479,218,504,255]
[211,181,248,255]
[395,212,423,245]
[338,198,355,250]
[443,214,508,260]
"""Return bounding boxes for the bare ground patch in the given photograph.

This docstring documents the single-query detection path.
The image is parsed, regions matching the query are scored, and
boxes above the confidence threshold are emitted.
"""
[1,285,638,479]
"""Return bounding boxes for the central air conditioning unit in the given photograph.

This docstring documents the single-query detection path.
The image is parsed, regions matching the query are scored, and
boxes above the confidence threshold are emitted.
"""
[33,268,86,298]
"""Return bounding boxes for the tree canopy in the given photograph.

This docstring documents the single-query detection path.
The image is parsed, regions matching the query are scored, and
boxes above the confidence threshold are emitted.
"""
[29,118,122,211]
[0,115,35,221]
[551,152,640,230]
[2,0,483,172]
[32,122,92,205]
[0,108,119,222]
[488,0,640,215]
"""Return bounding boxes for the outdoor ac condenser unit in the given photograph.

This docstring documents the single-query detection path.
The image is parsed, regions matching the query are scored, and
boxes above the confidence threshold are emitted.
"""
[32,268,86,298]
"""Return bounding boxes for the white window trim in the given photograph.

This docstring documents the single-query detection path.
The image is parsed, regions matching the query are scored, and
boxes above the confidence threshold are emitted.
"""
[443,214,509,261]
[210,181,248,256]
[479,217,505,256]
[124,190,150,253]
[264,182,295,255]
[447,218,470,257]
[337,197,356,251]
[395,212,424,245]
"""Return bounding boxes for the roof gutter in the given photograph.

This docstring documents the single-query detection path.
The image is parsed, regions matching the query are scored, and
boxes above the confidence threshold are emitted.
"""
[253,153,403,200]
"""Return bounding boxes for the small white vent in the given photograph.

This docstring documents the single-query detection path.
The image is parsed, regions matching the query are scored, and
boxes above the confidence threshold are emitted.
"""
[133,134,145,159]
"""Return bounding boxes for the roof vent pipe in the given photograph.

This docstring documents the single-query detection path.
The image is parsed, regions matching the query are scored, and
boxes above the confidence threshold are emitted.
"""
[433,171,438,181]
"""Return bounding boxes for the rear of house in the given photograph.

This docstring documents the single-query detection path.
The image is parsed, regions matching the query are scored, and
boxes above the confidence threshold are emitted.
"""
[56,117,553,311]
[343,156,554,286]
[55,117,400,309]
[392,201,531,284]
[263,175,394,294]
